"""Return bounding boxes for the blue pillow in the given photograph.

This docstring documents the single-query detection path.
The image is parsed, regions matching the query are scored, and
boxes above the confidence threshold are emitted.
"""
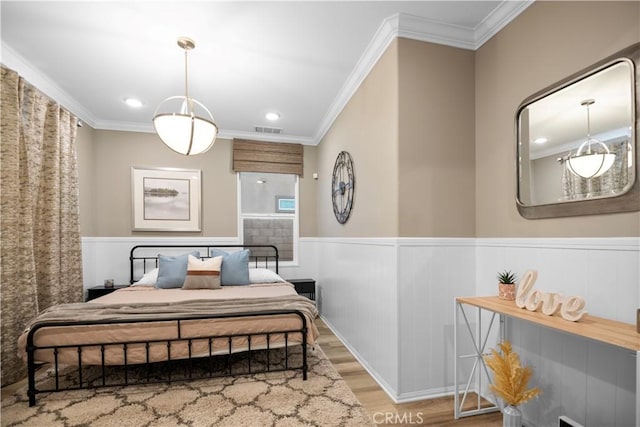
[156,251,200,289]
[210,249,250,285]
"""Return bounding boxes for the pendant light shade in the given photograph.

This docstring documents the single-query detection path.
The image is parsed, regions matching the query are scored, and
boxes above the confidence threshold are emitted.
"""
[153,37,217,155]
[566,99,615,179]
[566,141,616,179]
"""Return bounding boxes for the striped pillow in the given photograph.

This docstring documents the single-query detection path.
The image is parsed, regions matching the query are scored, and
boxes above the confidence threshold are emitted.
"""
[182,255,223,290]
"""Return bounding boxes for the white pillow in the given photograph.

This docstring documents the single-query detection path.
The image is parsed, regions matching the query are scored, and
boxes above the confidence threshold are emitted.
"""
[133,268,159,286]
[249,268,285,284]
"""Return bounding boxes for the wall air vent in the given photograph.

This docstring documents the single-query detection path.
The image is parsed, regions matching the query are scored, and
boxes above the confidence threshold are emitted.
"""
[254,126,283,134]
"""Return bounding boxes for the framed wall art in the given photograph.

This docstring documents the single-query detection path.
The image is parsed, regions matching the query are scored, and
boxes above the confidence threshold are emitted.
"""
[131,167,201,231]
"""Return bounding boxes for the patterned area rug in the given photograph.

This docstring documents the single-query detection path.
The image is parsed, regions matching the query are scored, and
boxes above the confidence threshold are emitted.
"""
[2,346,373,427]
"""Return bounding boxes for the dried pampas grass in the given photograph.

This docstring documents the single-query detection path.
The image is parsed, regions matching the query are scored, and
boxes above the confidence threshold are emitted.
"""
[484,340,541,406]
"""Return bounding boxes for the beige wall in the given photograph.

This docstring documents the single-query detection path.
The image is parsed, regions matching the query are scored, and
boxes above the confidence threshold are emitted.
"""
[475,1,640,237]
[299,145,318,237]
[317,39,400,237]
[76,124,96,236]
[317,38,476,238]
[79,130,318,237]
[398,38,476,237]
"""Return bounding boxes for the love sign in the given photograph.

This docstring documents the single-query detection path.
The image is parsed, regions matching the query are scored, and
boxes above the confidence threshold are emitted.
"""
[515,270,587,322]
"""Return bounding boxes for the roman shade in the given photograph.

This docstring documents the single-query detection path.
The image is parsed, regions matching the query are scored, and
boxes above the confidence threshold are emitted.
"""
[233,139,303,176]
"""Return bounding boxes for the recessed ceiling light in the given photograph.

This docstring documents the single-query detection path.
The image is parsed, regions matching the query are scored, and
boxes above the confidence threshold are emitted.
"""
[257,178,267,184]
[265,112,280,121]
[124,98,143,108]
[533,137,548,144]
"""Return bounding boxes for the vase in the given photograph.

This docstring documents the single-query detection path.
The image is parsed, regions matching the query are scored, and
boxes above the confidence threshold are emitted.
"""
[502,405,522,427]
[498,283,516,301]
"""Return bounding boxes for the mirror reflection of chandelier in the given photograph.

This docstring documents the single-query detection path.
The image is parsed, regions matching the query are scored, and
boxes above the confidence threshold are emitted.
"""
[152,37,218,156]
[566,99,615,179]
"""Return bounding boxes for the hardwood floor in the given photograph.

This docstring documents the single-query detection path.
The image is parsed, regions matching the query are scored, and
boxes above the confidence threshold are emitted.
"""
[315,317,502,426]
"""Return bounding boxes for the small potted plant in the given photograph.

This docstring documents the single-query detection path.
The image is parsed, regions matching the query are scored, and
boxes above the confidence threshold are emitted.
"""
[497,270,517,301]
[485,340,541,427]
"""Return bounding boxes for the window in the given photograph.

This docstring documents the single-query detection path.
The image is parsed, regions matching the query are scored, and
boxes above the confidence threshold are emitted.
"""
[238,172,298,263]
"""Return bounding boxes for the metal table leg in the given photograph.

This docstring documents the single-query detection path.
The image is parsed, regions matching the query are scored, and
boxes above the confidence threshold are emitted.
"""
[454,299,503,419]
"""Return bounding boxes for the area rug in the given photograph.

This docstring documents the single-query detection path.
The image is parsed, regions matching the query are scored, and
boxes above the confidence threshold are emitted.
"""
[2,346,373,427]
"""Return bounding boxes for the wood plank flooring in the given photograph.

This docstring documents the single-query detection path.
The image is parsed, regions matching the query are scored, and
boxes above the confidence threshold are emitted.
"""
[316,317,502,426]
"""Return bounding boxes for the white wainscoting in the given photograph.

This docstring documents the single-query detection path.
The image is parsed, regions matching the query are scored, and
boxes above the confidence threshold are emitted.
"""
[315,237,477,402]
[476,238,639,427]
[316,237,638,418]
[80,237,318,290]
[316,238,401,397]
[396,239,477,401]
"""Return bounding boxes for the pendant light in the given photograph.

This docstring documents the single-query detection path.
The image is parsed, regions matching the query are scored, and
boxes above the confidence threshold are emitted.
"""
[566,99,615,179]
[153,37,218,155]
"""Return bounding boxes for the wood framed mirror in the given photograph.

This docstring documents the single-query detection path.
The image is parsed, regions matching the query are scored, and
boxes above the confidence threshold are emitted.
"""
[516,43,639,219]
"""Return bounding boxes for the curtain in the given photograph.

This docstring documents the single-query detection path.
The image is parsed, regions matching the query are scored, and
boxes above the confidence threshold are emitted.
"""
[1,66,83,386]
[562,141,629,200]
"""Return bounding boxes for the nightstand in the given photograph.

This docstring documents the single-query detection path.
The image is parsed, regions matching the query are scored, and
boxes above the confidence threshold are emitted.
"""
[86,284,130,301]
[288,279,315,301]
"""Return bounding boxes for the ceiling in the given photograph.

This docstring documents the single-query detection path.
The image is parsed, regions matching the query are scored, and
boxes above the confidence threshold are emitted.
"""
[1,1,531,145]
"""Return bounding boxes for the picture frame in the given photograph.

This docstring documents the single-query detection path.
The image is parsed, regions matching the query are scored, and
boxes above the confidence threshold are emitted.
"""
[131,166,201,231]
[275,196,295,213]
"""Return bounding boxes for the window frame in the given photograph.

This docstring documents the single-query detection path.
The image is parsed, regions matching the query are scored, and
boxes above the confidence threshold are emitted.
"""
[236,173,299,267]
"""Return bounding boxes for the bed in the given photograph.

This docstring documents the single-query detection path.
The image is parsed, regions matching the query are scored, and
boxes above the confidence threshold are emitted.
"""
[19,244,318,406]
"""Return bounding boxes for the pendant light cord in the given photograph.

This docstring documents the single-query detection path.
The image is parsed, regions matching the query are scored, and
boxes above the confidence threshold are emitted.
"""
[586,103,592,154]
[184,48,194,116]
[582,99,595,155]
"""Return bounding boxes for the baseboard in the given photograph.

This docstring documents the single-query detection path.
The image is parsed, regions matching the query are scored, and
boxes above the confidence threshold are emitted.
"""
[320,315,402,403]
[321,315,488,405]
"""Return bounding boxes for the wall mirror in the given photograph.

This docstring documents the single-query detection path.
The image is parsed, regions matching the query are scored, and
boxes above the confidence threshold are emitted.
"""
[516,43,639,219]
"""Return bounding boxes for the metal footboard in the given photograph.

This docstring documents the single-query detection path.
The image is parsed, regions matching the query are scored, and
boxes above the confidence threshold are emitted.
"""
[26,309,308,406]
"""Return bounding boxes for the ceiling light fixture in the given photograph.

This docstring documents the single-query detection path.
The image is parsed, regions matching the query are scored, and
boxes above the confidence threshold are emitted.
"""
[152,37,218,156]
[566,99,615,179]
[265,112,280,121]
[124,98,143,108]
[257,178,267,184]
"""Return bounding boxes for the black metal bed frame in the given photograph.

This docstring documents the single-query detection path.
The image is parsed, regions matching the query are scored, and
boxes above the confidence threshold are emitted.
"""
[129,244,280,283]
[26,244,309,407]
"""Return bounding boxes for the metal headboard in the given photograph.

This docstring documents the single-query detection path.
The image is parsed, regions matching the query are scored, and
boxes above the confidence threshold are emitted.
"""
[129,244,279,284]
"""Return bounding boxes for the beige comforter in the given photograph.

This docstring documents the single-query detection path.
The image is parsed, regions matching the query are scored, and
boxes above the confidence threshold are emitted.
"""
[19,283,318,365]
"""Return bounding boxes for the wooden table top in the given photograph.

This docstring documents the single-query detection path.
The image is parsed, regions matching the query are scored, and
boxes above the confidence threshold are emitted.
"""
[456,296,640,352]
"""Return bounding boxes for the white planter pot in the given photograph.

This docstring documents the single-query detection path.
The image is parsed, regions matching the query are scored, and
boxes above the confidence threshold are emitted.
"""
[503,405,522,427]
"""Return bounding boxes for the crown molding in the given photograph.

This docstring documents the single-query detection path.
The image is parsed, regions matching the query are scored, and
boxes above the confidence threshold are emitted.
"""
[1,41,98,128]
[92,119,155,134]
[218,129,315,145]
[92,121,315,145]
[311,13,398,145]
[395,13,476,50]
[312,2,533,144]
[474,0,534,47]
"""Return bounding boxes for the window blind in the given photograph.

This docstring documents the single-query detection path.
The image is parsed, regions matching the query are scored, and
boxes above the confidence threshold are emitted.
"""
[232,139,303,176]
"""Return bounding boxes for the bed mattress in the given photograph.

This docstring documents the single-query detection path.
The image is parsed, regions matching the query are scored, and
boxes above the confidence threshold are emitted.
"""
[19,283,318,366]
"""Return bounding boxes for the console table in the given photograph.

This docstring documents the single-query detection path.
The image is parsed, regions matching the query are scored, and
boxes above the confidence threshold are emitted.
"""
[453,296,640,420]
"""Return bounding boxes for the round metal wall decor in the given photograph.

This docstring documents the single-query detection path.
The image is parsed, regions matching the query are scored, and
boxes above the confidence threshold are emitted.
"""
[331,151,355,224]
